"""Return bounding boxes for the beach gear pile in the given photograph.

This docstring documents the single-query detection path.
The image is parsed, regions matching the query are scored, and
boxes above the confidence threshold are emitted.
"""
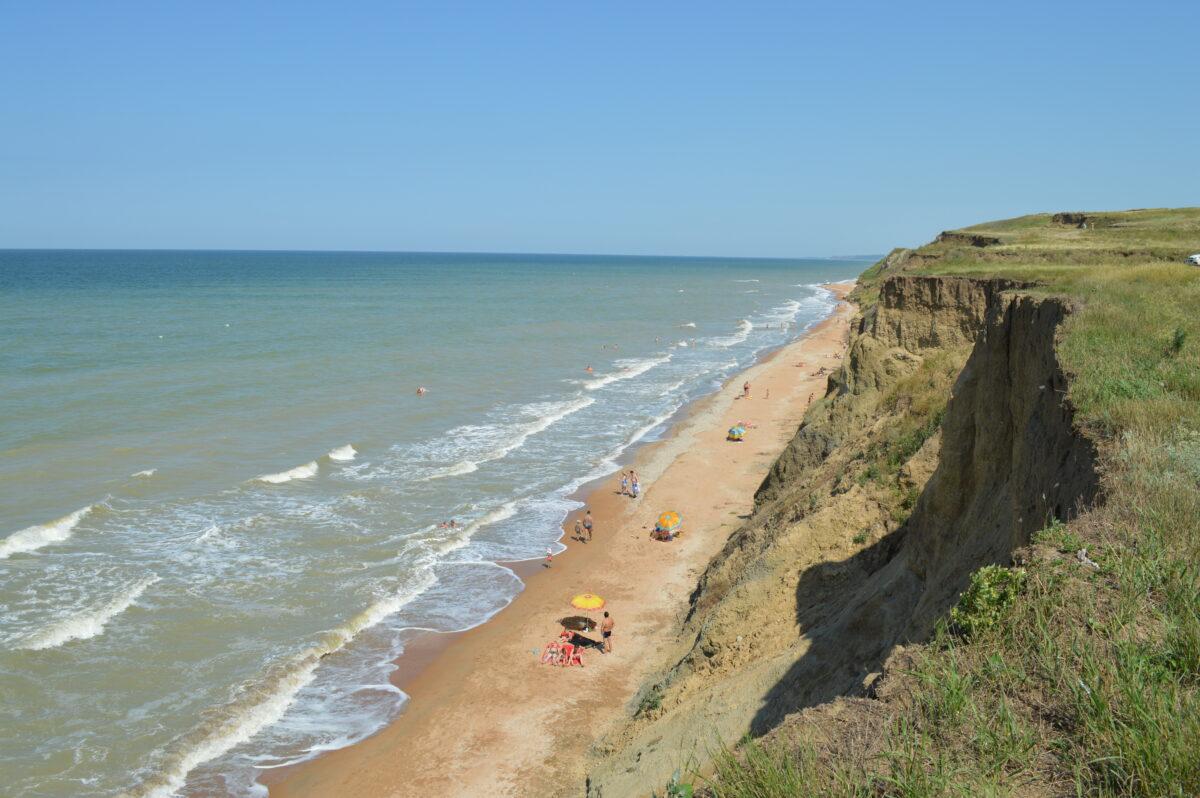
[652,510,682,541]
[541,628,591,667]
[727,425,746,441]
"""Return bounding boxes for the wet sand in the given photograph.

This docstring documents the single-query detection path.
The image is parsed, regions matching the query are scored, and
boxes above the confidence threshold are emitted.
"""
[268,282,856,797]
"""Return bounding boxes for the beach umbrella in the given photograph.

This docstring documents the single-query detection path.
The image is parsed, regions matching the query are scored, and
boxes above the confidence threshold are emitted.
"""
[570,593,606,611]
[727,425,746,441]
[656,511,682,532]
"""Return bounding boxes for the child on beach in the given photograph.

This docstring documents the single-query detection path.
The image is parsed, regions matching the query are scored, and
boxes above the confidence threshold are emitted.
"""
[619,472,629,496]
[574,518,584,541]
[545,548,553,567]
[630,471,640,499]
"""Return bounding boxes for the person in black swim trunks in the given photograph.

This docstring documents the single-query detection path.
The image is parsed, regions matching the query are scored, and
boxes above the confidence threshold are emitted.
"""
[582,509,593,542]
[600,611,614,653]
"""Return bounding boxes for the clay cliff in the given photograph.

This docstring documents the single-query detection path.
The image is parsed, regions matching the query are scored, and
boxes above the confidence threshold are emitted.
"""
[584,262,1101,795]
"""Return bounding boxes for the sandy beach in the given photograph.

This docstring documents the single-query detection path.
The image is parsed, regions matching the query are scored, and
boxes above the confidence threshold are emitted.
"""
[268,282,856,798]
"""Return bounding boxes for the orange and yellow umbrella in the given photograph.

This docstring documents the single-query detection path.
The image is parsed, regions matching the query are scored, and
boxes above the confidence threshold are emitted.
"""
[656,511,681,532]
[570,593,606,611]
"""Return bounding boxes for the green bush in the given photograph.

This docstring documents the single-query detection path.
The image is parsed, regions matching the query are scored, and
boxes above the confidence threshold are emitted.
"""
[951,565,1026,638]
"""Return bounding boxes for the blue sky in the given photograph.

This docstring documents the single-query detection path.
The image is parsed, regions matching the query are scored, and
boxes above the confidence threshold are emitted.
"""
[1,1,1197,256]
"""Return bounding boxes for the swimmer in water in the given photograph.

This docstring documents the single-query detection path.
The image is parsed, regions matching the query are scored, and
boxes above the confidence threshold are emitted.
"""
[416,386,426,396]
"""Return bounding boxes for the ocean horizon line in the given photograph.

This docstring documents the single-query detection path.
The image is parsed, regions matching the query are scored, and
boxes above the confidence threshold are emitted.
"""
[0,246,883,263]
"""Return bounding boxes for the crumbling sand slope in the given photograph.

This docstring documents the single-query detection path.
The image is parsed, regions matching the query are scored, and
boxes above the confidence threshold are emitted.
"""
[585,268,1100,796]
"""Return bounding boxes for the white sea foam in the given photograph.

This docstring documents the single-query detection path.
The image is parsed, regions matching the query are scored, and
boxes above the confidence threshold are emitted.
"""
[131,469,157,478]
[132,569,438,798]
[427,397,594,479]
[327,445,357,462]
[428,460,480,479]
[583,354,671,391]
[0,505,95,559]
[195,524,222,544]
[734,279,760,283]
[15,575,160,651]
[433,500,520,555]
[708,319,754,348]
[255,461,319,484]
[680,322,696,328]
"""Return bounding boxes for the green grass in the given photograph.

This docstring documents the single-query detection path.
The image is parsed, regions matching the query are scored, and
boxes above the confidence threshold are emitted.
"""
[701,208,1200,797]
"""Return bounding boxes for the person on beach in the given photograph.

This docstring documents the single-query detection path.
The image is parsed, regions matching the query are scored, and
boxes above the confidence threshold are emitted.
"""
[583,509,594,542]
[545,548,553,568]
[619,472,629,496]
[808,392,815,405]
[742,380,751,399]
[630,473,640,499]
[574,518,584,541]
[600,611,614,653]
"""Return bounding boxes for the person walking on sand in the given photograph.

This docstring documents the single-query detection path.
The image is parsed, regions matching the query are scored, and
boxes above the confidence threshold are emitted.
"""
[574,518,584,541]
[619,472,629,496]
[545,548,553,568]
[582,509,594,542]
[600,611,614,653]
[630,471,641,499]
[742,380,751,399]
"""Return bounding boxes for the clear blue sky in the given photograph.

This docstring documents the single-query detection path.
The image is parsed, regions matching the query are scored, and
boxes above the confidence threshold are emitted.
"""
[2,1,1197,256]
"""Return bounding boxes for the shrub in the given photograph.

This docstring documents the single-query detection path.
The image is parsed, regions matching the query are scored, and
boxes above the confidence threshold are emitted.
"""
[951,565,1026,638]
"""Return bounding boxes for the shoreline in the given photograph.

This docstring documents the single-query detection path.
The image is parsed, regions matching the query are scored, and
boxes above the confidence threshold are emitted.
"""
[266,282,856,797]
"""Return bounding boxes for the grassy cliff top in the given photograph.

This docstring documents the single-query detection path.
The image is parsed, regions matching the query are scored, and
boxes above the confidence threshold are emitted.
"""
[856,207,1200,434]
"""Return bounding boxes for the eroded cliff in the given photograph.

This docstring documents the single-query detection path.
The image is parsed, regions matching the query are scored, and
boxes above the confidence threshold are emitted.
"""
[585,269,1100,796]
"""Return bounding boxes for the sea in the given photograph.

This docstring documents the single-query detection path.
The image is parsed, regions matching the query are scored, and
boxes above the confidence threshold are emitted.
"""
[0,250,865,797]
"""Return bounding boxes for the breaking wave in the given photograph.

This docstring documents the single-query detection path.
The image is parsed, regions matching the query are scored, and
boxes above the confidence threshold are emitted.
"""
[255,462,319,484]
[0,504,96,559]
[583,355,671,391]
[427,397,594,479]
[327,445,357,462]
[708,319,754,348]
[14,575,160,651]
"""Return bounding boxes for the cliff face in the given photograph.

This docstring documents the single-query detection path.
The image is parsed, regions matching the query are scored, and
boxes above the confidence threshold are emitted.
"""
[585,274,1100,796]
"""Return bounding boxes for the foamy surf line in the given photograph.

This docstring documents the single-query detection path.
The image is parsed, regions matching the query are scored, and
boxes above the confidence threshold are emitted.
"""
[0,504,96,559]
[426,396,594,480]
[16,575,160,651]
[708,319,753,348]
[129,569,439,798]
[583,354,671,391]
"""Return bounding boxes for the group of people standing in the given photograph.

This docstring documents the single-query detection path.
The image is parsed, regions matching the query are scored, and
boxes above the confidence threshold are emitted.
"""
[619,470,641,499]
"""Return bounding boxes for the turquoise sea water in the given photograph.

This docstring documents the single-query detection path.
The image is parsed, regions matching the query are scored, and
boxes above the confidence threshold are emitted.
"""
[0,250,863,796]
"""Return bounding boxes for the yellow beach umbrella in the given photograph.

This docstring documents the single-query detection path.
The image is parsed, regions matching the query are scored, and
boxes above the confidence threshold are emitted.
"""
[656,511,681,531]
[570,593,606,611]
